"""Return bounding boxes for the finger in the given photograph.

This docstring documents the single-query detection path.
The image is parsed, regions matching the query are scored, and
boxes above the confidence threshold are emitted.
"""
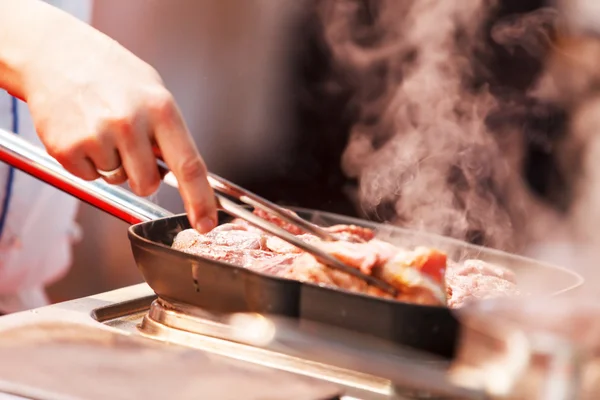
[115,116,161,197]
[150,94,217,232]
[67,156,99,181]
[49,145,99,181]
[84,135,128,185]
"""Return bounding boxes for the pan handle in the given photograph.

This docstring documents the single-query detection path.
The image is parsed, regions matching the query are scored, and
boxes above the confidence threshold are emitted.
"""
[0,128,172,224]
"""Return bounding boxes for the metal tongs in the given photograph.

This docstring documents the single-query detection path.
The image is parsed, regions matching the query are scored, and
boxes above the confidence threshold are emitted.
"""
[0,128,398,296]
[155,155,398,296]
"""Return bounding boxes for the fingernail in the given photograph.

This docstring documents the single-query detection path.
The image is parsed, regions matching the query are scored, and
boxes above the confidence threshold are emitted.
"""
[195,217,216,233]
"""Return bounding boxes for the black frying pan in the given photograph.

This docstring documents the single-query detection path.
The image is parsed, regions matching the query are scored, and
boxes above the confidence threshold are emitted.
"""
[128,208,583,358]
[0,128,584,359]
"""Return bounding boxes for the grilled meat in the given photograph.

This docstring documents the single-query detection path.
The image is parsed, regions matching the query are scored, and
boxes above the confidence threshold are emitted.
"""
[446,259,521,308]
[172,210,518,307]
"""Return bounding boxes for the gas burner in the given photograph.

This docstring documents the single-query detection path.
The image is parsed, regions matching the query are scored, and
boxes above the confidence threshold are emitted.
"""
[134,297,475,400]
[137,298,399,399]
[78,285,469,399]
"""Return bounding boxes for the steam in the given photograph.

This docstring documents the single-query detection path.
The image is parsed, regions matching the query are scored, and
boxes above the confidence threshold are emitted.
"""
[309,0,600,373]
[491,7,559,58]
[317,0,564,252]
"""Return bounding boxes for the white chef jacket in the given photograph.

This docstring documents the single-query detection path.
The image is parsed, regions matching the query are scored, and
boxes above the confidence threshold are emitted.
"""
[0,0,92,314]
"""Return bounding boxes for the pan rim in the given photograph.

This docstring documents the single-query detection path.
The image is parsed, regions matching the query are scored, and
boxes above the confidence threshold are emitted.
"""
[127,207,585,309]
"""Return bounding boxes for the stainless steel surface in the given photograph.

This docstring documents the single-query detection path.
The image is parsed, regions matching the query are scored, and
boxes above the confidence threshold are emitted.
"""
[140,302,394,399]
[136,298,484,400]
[0,284,416,400]
[4,282,591,399]
[0,128,172,224]
[0,319,345,400]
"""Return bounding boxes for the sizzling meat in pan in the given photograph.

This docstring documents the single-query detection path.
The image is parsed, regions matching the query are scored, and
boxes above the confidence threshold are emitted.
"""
[172,209,520,307]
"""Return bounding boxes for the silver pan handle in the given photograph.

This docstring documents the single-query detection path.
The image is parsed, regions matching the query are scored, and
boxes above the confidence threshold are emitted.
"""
[0,128,172,224]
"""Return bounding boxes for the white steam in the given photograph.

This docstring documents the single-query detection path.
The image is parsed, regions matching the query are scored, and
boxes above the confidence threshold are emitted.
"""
[318,0,561,253]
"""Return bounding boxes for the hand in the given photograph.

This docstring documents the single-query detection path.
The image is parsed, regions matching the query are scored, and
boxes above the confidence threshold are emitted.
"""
[17,7,217,232]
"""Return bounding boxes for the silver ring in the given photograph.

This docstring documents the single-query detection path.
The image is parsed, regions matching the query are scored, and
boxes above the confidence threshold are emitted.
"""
[96,165,127,184]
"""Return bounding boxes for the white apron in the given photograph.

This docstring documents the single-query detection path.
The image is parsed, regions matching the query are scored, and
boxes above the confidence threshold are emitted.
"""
[0,0,92,314]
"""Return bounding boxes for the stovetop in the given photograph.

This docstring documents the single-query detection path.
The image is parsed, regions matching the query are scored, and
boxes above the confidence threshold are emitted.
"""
[0,284,454,400]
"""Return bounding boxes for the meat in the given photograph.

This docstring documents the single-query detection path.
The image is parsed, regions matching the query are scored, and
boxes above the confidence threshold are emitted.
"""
[265,234,321,254]
[171,225,275,268]
[446,259,521,308]
[450,259,517,283]
[171,209,520,308]
[251,209,305,235]
[172,226,266,251]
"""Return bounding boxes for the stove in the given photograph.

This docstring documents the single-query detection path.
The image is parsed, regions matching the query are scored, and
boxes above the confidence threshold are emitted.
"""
[0,284,451,400]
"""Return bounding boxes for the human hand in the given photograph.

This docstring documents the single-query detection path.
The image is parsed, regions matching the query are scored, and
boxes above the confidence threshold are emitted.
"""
[17,7,217,232]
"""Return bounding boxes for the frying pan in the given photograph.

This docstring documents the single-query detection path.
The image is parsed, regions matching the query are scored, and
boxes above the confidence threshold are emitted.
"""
[130,210,583,359]
[0,128,585,359]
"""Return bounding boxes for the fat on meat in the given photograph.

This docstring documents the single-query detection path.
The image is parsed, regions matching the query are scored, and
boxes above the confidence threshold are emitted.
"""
[450,259,517,284]
[324,224,376,242]
[445,259,521,308]
[172,223,276,268]
[172,226,267,252]
[265,234,321,254]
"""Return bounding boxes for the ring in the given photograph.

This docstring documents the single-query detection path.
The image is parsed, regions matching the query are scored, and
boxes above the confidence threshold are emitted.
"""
[96,165,127,184]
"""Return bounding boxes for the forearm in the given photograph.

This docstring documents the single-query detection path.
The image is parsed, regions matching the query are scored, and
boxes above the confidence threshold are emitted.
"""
[0,0,96,101]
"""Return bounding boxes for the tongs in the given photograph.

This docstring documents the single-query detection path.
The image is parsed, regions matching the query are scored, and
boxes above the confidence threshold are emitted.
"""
[0,128,398,296]
[155,156,399,296]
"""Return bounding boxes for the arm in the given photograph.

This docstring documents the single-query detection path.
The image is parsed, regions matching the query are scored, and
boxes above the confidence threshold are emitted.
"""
[0,0,91,100]
[0,0,217,232]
